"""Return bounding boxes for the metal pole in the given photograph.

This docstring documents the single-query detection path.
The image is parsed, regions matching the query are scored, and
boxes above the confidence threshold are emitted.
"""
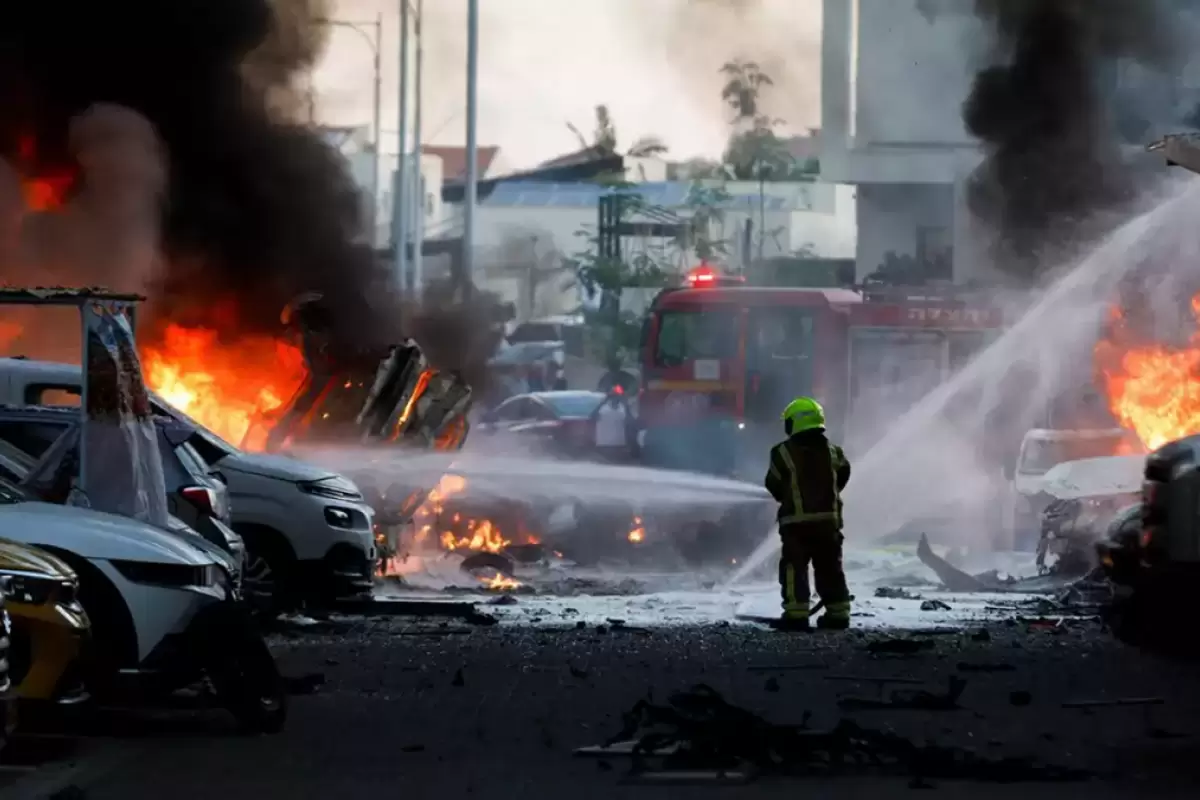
[370,13,382,244]
[394,0,411,291]
[411,0,424,296]
[462,0,479,301]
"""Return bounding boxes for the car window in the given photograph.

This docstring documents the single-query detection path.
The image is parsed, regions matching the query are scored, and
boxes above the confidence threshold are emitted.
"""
[175,442,211,479]
[0,477,24,504]
[0,420,70,459]
[492,398,531,421]
[540,393,605,418]
[156,442,192,491]
[27,385,82,407]
[0,439,33,481]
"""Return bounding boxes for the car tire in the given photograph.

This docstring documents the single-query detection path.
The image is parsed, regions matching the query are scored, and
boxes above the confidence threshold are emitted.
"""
[204,608,287,734]
[235,527,295,621]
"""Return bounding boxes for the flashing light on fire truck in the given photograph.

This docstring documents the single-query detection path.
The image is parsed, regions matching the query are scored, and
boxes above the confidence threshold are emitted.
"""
[686,264,744,288]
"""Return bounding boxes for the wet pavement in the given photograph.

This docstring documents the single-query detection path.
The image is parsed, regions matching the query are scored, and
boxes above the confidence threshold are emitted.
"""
[7,605,1200,799]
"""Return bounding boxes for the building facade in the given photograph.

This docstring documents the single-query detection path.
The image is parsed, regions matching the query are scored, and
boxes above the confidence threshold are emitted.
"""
[820,0,987,282]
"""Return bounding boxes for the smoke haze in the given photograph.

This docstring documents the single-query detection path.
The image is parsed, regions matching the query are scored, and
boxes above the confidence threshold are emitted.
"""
[322,0,822,168]
[0,0,400,355]
[963,0,1182,280]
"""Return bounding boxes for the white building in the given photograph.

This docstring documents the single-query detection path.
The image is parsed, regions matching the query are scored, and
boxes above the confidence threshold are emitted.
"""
[429,179,856,319]
[820,0,988,282]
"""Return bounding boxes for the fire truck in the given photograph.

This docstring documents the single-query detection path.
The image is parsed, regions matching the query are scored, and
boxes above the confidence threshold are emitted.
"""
[637,267,1006,477]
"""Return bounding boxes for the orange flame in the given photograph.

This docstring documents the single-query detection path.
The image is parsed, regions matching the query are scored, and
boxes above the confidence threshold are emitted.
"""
[627,515,645,543]
[409,472,541,554]
[479,571,522,591]
[140,324,307,451]
[1098,295,1200,450]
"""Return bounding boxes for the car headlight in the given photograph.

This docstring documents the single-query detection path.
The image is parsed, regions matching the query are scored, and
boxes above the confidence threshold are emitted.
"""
[0,569,73,607]
[110,560,226,589]
[299,476,364,501]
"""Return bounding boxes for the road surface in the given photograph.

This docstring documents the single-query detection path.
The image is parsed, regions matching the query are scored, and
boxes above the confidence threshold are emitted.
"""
[7,598,1200,799]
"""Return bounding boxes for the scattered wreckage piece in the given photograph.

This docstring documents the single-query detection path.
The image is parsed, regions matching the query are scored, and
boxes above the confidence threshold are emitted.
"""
[581,684,1088,783]
[837,676,967,712]
[333,598,498,626]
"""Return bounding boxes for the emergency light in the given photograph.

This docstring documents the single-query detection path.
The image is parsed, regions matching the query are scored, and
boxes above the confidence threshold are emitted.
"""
[686,264,744,287]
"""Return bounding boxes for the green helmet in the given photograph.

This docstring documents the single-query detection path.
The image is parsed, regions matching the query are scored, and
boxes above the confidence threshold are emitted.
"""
[781,396,826,434]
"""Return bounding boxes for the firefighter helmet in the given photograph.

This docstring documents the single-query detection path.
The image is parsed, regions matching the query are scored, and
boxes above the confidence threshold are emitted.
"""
[781,396,826,434]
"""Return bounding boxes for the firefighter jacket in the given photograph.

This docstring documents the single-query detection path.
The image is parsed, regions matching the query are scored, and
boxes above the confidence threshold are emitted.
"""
[765,429,851,527]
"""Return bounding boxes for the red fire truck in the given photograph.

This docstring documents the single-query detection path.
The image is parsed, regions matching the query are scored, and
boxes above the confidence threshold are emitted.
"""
[637,269,1006,476]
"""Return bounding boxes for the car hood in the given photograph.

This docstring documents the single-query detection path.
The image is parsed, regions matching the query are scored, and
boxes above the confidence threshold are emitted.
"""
[0,539,75,580]
[0,503,217,566]
[225,451,338,483]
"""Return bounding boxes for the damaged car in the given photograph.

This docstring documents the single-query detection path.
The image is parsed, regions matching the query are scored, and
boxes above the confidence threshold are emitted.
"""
[0,356,377,613]
[1097,434,1200,658]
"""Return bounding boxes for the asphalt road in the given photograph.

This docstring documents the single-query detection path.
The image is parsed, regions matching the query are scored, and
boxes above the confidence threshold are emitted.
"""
[6,609,1200,799]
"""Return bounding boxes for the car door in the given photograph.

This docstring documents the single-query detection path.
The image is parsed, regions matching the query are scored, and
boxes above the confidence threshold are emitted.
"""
[480,398,536,434]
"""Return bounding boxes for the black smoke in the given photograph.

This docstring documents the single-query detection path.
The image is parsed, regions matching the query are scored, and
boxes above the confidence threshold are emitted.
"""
[963,0,1178,281]
[0,0,400,351]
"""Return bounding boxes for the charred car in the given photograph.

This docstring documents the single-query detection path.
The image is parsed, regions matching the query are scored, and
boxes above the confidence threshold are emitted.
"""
[1097,435,1200,658]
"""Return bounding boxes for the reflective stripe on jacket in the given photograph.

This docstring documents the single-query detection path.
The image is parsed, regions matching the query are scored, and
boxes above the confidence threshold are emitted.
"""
[764,431,851,527]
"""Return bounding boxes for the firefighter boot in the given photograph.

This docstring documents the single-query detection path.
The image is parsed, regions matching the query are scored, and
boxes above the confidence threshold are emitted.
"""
[816,599,852,630]
[773,615,810,632]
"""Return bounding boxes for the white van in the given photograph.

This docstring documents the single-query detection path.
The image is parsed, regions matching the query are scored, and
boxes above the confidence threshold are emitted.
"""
[1011,428,1141,542]
[0,358,376,612]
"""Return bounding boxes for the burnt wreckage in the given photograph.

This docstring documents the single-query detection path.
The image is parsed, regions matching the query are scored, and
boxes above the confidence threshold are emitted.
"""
[1094,135,1200,659]
[266,293,472,525]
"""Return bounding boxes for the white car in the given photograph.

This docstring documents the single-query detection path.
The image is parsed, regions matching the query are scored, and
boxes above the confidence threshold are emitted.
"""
[0,481,285,731]
[0,358,377,611]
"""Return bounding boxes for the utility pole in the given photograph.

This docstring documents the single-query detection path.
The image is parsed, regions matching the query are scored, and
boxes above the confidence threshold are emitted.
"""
[369,13,382,243]
[462,0,479,301]
[411,0,424,297]
[394,0,411,292]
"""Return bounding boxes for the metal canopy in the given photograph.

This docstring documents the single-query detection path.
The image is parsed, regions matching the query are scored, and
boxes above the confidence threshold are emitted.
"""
[0,285,161,523]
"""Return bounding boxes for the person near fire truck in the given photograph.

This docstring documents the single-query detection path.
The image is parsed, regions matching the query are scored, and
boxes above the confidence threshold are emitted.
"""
[765,397,852,631]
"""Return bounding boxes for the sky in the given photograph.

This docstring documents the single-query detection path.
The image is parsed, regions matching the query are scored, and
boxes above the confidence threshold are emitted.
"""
[314,0,823,169]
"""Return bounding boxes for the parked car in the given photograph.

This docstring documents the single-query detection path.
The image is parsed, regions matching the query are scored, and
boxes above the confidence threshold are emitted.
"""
[0,478,285,731]
[0,407,243,582]
[0,571,12,752]
[0,537,89,704]
[476,390,610,455]
[0,358,376,611]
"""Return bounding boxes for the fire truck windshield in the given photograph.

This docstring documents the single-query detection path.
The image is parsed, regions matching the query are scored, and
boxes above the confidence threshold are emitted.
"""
[654,309,738,366]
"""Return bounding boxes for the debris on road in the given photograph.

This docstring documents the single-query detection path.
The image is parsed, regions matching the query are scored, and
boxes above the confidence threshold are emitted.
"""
[335,599,499,626]
[865,637,936,655]
[874,587,922,600]
[837,676,967,711]
[956,661,1015,673]
[580,684,1088,782]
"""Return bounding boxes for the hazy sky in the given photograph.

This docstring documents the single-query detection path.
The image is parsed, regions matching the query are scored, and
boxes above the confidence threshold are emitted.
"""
[315,0,822,169]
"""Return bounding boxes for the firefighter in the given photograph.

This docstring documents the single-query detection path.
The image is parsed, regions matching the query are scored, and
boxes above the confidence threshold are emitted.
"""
[765,397,852,630]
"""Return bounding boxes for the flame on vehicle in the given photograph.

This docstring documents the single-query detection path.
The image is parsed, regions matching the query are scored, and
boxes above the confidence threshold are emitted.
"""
[1097,295,1200,450]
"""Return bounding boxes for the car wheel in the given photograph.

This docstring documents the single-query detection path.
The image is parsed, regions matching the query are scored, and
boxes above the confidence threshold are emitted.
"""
[236,529,295,620]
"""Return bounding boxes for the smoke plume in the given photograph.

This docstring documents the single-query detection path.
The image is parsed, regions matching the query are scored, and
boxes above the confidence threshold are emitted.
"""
[0,0,399,352]
[963,0,1177,280]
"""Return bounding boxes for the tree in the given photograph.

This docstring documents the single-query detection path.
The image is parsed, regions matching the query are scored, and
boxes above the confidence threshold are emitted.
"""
[717,60,803,181]
[567,104,668,158]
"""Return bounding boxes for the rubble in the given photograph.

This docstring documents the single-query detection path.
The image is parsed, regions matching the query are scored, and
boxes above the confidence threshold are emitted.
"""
[579,685,1088,782]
